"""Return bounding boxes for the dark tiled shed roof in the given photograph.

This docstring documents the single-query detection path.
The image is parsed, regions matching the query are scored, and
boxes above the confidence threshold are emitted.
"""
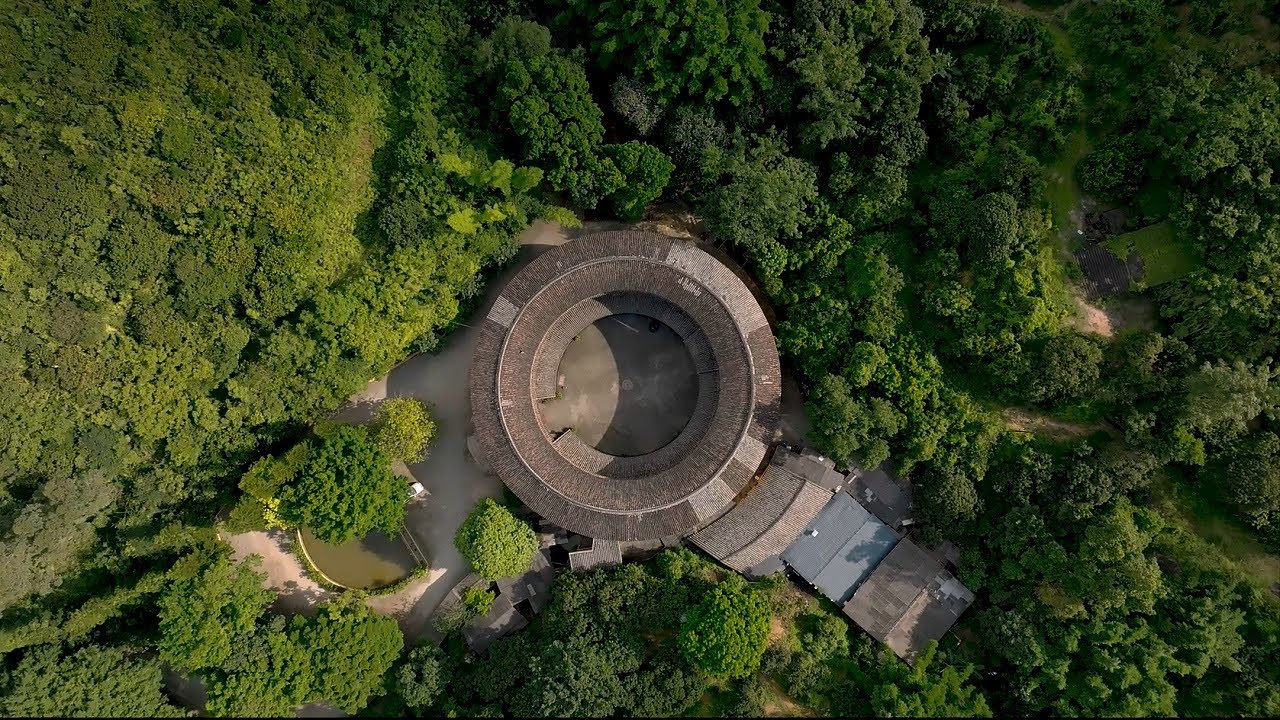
[470,232,780,540]
[842,539,975,660]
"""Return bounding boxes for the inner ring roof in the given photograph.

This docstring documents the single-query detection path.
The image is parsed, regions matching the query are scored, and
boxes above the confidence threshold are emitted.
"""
[468,231,781,540]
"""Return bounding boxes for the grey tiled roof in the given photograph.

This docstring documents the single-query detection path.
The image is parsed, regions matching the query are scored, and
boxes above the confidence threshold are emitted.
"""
[847,465,912,528]
[469,232,781,541]
[842,539,974,660]
[568,537,623,572]
[690,464,831,577]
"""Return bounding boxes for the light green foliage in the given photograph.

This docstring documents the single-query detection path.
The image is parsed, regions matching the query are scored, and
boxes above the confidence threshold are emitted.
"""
[0,644,184,718]
[0,473,119,612]
[454,498,539,580]
[0,0,524,642]
[606,142,674,221]
[678,581,770,678]
[157,554,273,672]
[463,586,496,616]
[566,0,771,105]
[297,596,405,714]
[373,397,438,464]
[279,425,405,544]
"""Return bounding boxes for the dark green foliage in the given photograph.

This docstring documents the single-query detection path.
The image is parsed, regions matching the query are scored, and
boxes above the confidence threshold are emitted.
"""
[454,498,539,580]
[279,425,404,544]
[1202,431,1280,530]
[565,0,771,105]
[0,644,183,718]
[606,142,674,221]
[297,597,405,713]
[484,19,621,209]
[443,549,716,716]
[678,579,771,678]
[701,133,819,291]
[1025,334,1104,405]
[395,645,452,711]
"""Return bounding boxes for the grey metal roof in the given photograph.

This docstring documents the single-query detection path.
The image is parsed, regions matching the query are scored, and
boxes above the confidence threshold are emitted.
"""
[469,232,781,540]
[847,466,912,528]
[689,464,831,577]
[782,492,899,604]
[842,539,974,660]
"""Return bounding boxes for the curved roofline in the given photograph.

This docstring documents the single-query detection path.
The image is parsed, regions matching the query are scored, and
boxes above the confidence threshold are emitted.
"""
[469,231,781,540]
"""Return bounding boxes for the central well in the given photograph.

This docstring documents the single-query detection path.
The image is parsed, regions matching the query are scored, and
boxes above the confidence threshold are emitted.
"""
[538,313,699,456]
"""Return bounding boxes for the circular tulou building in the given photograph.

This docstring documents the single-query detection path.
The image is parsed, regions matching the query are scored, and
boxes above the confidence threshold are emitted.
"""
[469,231,781,541]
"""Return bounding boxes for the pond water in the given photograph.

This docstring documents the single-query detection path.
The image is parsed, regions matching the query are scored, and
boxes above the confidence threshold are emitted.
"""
[297,528,419,590]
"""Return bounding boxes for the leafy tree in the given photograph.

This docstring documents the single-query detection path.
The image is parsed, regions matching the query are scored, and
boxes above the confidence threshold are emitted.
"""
[0,644,183,718]
[0,473,119,612]
[297,596,405,714]
[566,0,771,105]
[279,425,404,544]
[1025,334,1103,405]
[678,580,770,678]
[205,615,312,718]
[157,554,273,671]
[373,397,438,464]
[454,498,539,580]
[463,586,497,616]
[611,76,664,136]
[1202,431,1280,529]
[842,642,991,718]
[395,645,452,711]
[485,19,621,208]
[701,133,819,290]
[606,142,674,222]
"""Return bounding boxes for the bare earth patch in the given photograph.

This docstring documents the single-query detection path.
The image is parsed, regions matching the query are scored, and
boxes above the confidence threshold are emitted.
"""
[1064,285,1155,338]
[1002,407,1099,440]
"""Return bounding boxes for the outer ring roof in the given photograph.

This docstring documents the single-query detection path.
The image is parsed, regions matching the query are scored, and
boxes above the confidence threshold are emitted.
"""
[469,231,780,540]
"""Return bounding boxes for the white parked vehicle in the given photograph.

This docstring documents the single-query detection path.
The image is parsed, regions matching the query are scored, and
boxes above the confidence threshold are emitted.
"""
[407,481,427,499]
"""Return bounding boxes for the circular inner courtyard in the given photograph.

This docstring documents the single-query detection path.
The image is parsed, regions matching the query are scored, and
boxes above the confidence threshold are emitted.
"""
[537,313,699,457]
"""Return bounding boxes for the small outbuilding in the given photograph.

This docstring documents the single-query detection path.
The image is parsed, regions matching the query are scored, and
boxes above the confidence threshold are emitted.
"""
[690,461,832,578]
[782,492,899,604]
[841,539,974,660]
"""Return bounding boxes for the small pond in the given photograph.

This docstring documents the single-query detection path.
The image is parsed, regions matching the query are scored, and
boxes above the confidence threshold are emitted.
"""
[298,528,419,590]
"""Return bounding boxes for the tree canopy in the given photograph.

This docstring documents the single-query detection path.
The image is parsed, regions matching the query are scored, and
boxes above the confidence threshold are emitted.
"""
[453,498,539,580]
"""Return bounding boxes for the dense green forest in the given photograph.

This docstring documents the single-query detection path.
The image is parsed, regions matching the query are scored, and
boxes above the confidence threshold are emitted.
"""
[3,0,1280,716]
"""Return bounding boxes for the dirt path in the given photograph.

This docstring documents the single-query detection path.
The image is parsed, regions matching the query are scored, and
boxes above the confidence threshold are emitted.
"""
[225,530,334,615]
[1002,407,1103,441]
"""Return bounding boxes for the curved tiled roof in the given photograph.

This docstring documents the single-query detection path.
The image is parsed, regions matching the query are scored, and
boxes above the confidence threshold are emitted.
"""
[469,231,781,540]
[689,464,832,574]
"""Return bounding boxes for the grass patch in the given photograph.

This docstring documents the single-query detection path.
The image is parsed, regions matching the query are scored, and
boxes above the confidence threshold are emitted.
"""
[1044,127,1092,248]
[1150,473,1280,591]
[1103,221,1198,286]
